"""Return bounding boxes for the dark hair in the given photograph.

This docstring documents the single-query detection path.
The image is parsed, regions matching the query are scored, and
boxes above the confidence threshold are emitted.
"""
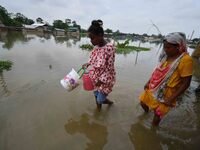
[88,20,104,36]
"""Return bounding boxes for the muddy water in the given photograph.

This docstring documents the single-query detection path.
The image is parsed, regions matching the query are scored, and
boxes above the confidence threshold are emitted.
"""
[0,31,200,150]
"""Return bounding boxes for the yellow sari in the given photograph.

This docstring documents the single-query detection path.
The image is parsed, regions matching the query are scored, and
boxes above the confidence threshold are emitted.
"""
[139,54,193,116]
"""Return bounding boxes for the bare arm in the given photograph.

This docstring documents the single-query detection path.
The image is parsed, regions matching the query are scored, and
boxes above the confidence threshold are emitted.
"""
[144,79,150,90]
[163,75,192,106]
[82,63,90,69]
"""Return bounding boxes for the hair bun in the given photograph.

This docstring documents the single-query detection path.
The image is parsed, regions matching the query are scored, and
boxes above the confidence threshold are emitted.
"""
[97,20,103,26]
[91,20,103,27]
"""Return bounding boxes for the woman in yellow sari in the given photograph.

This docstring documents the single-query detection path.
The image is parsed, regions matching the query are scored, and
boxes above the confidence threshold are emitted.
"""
[139,32,193,126]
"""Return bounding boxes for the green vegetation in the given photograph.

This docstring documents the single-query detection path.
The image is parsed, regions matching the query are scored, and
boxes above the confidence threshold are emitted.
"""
[0,60,13,72]
[0,5,34,27]
[80,44,93,50]
[80,39,150,54]
[116,45,150,54]
[53,20,68,30]
[116,39,130,48]
[52,20,81,31]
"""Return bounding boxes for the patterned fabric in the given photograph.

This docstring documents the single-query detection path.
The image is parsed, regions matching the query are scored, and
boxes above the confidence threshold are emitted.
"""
[148,63,170,90]
[88,43,116,94]
[150,53,185,102]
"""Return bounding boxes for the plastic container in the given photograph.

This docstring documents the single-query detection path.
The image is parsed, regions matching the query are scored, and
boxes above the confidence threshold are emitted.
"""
[60,68,81,91]
[82,72,94,91]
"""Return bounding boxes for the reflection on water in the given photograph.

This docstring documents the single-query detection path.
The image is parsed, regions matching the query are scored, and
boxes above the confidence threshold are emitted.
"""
[0,71,9,96]
[65,113,108,150]
[0,31,81,49]
[0,31,32,49]
[129,122,169,150]
[128,121,191,150]
[0,60,13,97]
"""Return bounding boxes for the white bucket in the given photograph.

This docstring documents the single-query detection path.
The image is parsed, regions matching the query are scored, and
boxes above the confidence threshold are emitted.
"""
[60,68,81,91]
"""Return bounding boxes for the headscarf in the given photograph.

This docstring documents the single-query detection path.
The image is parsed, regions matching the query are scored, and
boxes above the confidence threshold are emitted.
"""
[159,32,187,61]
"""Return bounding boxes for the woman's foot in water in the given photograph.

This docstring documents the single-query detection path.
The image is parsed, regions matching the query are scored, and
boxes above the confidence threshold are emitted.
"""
[103,99,114,105]
[152,114,161,126]
[140,102,149,113]
[96,103,102,111]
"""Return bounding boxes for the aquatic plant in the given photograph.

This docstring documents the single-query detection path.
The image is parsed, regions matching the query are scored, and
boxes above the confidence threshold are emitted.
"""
[80,39,150,54]
[0,60,13,72]
[116,45,150,54]
[80,44,94,50]
[116,39,130,48]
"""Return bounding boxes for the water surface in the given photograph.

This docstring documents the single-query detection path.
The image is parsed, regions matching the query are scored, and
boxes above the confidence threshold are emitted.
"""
[0,31,200,150]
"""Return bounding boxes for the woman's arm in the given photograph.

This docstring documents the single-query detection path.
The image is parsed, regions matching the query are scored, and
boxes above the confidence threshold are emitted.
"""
[82,63,90,69]
[163,75,192,106]
[144,79,150,90]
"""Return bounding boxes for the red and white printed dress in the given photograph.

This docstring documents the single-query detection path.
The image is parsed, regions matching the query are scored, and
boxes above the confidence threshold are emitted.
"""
[88,43,116,94]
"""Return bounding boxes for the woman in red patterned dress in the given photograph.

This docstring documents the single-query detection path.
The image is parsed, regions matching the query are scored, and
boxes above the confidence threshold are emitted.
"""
[82,20,116,110]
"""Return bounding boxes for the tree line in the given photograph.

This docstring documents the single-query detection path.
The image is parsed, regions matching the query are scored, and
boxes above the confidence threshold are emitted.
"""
[0,5,81,31]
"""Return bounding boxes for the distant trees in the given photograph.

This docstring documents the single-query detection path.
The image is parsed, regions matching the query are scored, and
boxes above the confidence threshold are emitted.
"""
[36,17,43,23]
[105,28,113,35]
[53,20,68,30]
[13,13,34,25]
[113,30,120,36]
[0,5,15,26]
[52,19,82,32]
[72,20,81,31]
[0,5,82,32]
[0,5,34,26]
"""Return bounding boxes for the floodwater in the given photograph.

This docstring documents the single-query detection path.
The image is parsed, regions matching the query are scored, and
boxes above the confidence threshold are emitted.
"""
[0,31,200,150]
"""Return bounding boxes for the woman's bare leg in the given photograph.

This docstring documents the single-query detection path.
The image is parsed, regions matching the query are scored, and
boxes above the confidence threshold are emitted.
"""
[152,114,161,126]
[140,102,149,113]
[103,99,113,105]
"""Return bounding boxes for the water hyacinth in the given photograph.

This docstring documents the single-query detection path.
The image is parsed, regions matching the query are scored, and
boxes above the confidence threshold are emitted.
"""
[0,60,13,72]
[80,39,150,54]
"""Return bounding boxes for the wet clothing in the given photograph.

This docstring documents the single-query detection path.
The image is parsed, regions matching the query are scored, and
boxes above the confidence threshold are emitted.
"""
[94,91,107,104]
[140,53,193,116]
[88,43,116,94]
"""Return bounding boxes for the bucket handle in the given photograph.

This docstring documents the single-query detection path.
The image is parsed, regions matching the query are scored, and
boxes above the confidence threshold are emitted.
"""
[77,67,86,79]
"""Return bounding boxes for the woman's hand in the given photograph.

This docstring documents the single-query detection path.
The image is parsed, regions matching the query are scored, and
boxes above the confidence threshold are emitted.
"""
[95,80,104,87]
[82,63,90,69]
[161,98,173,107]
[144,80,150,90]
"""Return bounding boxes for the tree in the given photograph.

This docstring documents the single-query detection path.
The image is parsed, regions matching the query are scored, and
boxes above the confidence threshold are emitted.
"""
[65,18,71,25]
[105,28,113,34]
[36,17,43,23]
[12,13,34,26]
[72,20,76,26]
[142,33,148,37]
[71,20,81,31]
[53,20,68,30]
[113,30,120,36]
[0,5,13,26]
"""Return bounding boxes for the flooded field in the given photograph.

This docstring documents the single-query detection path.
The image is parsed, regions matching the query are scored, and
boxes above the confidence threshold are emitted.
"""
[0,31,200,150]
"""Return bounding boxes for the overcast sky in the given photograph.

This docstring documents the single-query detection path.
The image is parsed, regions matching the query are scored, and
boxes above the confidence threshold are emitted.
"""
[1,0,200,38]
